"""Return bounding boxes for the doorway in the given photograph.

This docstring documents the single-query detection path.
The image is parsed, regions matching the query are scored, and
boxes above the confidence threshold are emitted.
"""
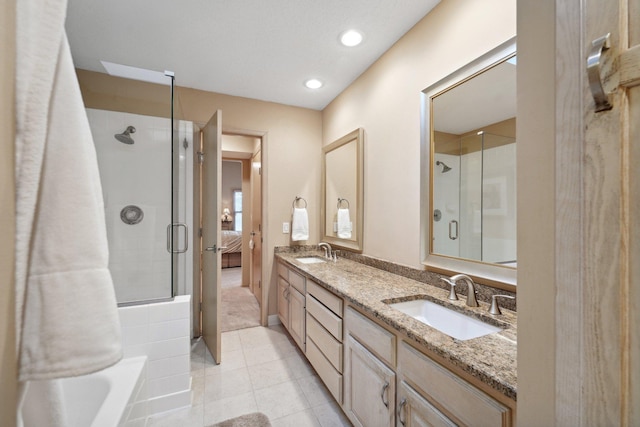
[219,156,260,331]
[192,126,265,353]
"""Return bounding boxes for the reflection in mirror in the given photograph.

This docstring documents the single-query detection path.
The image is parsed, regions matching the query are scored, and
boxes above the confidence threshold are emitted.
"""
[322,128,364,252]
[432,128,516,265]
[421,37,516,288]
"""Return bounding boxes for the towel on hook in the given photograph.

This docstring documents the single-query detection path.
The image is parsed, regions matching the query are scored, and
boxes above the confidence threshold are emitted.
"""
[337,208,352,239]
[291,208,309,241]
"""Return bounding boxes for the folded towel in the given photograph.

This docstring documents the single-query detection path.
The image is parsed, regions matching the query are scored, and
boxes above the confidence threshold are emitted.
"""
[291,208,309,241]
[337,208,352,239]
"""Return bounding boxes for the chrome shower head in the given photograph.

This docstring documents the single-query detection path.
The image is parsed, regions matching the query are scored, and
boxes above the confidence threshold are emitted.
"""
[436,160,452,173]
[115,126,136,144]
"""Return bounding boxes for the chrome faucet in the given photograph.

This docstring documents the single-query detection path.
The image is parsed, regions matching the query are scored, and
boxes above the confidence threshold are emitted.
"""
[318,242,332,259]
[445,274,479,307]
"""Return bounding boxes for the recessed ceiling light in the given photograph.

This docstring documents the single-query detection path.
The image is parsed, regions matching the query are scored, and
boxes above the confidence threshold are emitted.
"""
[340,30,363,47]
[305,79,323,89]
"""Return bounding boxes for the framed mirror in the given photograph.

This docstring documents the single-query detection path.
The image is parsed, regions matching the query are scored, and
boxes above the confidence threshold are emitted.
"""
[321,128,364,252]
[420,37,517,289]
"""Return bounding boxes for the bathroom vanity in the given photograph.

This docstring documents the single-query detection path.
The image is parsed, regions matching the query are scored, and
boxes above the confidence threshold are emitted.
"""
[275,249,517,427]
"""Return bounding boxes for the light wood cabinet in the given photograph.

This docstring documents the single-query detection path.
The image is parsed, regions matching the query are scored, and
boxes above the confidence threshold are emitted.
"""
[275,259,514,427]
[276,262,305,351]
[398,342,510,427]
[288,286,305,350]
[344,305,512,427]
[305,278,345,404]
[344,335,396,427]
[397,380,456,427]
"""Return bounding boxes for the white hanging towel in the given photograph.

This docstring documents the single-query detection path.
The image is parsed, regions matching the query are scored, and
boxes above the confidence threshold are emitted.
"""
[337,208,352,239]
[15,0,122,389]
[291,207,309,241]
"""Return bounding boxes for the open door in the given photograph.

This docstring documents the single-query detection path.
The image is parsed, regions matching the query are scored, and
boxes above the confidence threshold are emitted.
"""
[201,110,222,363]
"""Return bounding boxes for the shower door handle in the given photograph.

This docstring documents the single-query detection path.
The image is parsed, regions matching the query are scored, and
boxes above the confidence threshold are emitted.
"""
[449,220,459,240]
[166,223,189,253]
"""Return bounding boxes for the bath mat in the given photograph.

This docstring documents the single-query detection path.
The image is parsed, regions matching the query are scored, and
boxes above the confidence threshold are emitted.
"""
[209,412,272,427]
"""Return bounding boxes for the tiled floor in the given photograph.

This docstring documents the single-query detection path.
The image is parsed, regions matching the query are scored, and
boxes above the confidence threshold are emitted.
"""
[147,325,352,426]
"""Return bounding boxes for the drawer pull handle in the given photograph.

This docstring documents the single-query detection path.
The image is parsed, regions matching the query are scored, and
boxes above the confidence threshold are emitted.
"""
[381,382,390,408]
[398,398,407,425]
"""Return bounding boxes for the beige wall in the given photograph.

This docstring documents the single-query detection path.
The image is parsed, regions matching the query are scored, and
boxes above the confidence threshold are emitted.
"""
[516,0,556,424]
[322,0,517,268]
[77,70,323,317]
[1,0,16,424]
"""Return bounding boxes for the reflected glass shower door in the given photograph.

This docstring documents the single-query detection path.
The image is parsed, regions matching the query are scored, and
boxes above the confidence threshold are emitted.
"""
[432,133,482,260]
[481,133,517,264]
[458,133,483,261]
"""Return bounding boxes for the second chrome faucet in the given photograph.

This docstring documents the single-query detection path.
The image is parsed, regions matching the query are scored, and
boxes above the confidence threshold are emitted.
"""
[440,273,479,307]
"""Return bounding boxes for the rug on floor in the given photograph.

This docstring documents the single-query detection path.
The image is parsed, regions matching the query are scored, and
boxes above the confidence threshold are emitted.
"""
[209,412,272,427]
[221,286,260,332]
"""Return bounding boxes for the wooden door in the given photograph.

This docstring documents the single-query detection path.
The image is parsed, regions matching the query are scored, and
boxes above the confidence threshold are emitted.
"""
[277,277,289,327]
[250,150,262,305]
[344,336,395,427]
[289,286,305,351]
[581,1,640,424]
[201,110,222,364]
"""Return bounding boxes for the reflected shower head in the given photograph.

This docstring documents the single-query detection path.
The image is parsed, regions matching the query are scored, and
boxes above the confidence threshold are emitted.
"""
[115,125,136,144]
[436,160,452,173]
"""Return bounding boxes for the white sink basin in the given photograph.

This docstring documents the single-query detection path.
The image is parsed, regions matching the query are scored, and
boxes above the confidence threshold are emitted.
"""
[296,256,326,264]
[388,299,501,340]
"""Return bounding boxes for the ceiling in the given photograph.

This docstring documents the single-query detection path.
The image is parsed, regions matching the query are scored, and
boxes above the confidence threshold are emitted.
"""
[65,0,441,111]
[433,58,516,135]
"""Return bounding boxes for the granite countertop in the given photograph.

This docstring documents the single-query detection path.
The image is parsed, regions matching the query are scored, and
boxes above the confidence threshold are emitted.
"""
[275,250,517,401]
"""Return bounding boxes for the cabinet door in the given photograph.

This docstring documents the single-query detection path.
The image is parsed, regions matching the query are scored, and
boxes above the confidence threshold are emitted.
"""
[344,335,395,427]
[289,286,305,351]
[277,277,289,327]
[397,381,457,427]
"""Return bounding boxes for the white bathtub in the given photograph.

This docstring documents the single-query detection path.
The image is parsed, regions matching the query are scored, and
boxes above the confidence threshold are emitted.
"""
[21,356,147,427]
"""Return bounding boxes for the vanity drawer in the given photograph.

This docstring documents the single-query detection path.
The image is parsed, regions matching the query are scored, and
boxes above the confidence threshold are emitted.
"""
[306,294,343,341]
[398,341,510,427]
[306,311,343,372]
[345,307,396,368]
[277,262,289,280]
[289,270,305,293]
[307,336,343,404]
[306,280,343,316]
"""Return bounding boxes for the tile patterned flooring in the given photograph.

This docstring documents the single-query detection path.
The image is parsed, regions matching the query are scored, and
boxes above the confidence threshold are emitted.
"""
[147,325,352,426]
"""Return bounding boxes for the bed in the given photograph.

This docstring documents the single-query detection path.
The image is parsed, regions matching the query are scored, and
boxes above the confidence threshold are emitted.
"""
[221,230,242,268]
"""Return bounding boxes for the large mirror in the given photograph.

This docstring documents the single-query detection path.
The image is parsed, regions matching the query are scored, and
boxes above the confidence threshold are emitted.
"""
[322,128,364,252]
[421,37,517,288]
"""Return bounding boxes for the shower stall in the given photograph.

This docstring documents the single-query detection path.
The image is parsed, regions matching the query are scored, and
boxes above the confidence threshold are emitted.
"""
[88,108,193,304]
[432,131,517,264]
[83,75,195,415]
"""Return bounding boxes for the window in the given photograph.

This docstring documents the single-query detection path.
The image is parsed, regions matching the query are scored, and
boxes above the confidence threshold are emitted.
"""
[233,190,242,232]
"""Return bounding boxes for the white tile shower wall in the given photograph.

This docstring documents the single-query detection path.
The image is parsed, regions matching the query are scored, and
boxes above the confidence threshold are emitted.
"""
[118,295,192,416]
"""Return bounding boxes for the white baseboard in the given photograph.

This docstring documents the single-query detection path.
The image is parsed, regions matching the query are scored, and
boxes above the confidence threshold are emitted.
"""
[267,314,281,326]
